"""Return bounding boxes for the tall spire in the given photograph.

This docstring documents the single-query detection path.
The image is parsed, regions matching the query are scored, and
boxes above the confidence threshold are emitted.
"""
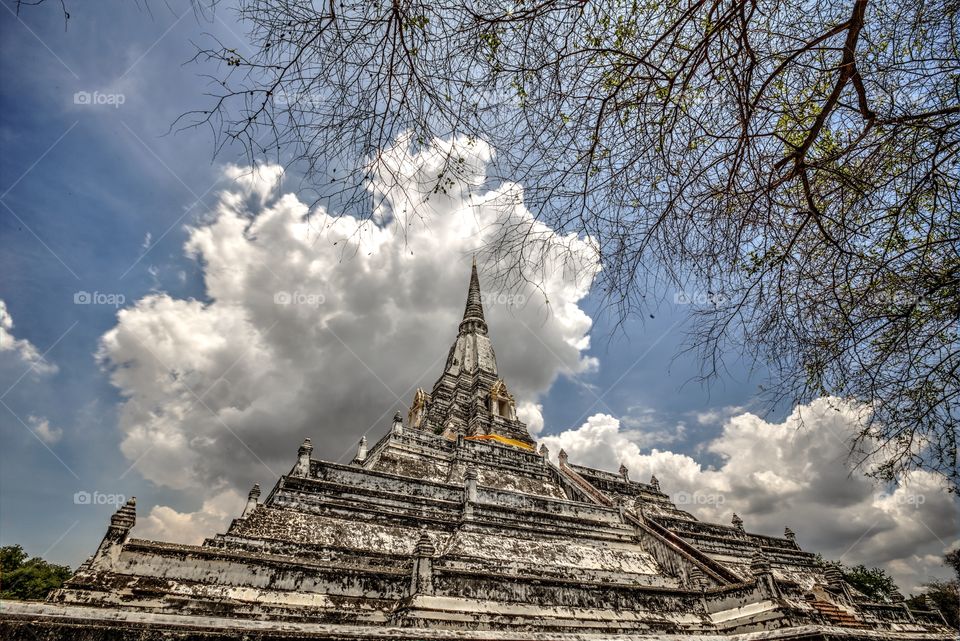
[459,256,487,335]
[412,260,535,448]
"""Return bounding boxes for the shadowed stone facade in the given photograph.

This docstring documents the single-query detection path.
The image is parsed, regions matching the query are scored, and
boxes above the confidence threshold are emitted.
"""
[0,264,953,640]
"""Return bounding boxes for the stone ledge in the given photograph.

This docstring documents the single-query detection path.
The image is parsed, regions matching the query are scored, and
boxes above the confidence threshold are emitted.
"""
[1,601,955,641]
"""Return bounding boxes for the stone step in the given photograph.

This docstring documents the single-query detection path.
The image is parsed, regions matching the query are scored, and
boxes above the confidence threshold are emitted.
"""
[465,507,637,542]
[278,482,637,543]
[393,595,709,634]
[809,600,867,628]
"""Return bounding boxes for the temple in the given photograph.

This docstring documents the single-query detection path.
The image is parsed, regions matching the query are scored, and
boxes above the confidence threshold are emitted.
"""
[0,262,953,640]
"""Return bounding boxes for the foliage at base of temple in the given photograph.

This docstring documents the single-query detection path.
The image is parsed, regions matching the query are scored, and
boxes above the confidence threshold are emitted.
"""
[813,549,959,631]
[841,563,900,602]
[0,545,72,601]
[906,580,960,631]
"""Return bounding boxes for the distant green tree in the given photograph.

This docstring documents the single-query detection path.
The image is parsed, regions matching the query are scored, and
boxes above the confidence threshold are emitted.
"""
[905,551,960,631]
[0,545,28,572]
[907,581,960,630]
[840,563,899,602]
[0,544,72,601]
[944,549,960,579]
[814,555,901,602]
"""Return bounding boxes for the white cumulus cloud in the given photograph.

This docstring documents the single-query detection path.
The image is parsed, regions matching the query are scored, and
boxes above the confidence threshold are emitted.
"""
[0,300,57,375]
[28,415,63,444]
[517,401,544,436]
[137,488,246,545]
[99,137,600,534]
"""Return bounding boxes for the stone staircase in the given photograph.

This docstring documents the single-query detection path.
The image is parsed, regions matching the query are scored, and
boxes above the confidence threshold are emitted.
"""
[809,599,866,628]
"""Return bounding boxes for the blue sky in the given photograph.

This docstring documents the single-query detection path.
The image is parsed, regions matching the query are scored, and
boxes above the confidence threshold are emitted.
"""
[0,2,954,593]
[1,1,250,567]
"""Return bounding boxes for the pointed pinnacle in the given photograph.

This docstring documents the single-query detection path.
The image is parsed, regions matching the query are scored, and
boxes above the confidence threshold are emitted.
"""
[460,259,487,332]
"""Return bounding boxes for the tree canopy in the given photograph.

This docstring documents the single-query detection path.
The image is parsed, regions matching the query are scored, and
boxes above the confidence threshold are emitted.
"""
[0,545,72,601]
[840,562,900,602]
[906,550,960,630]
[23,0,959,491]
[185,0,958,491]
